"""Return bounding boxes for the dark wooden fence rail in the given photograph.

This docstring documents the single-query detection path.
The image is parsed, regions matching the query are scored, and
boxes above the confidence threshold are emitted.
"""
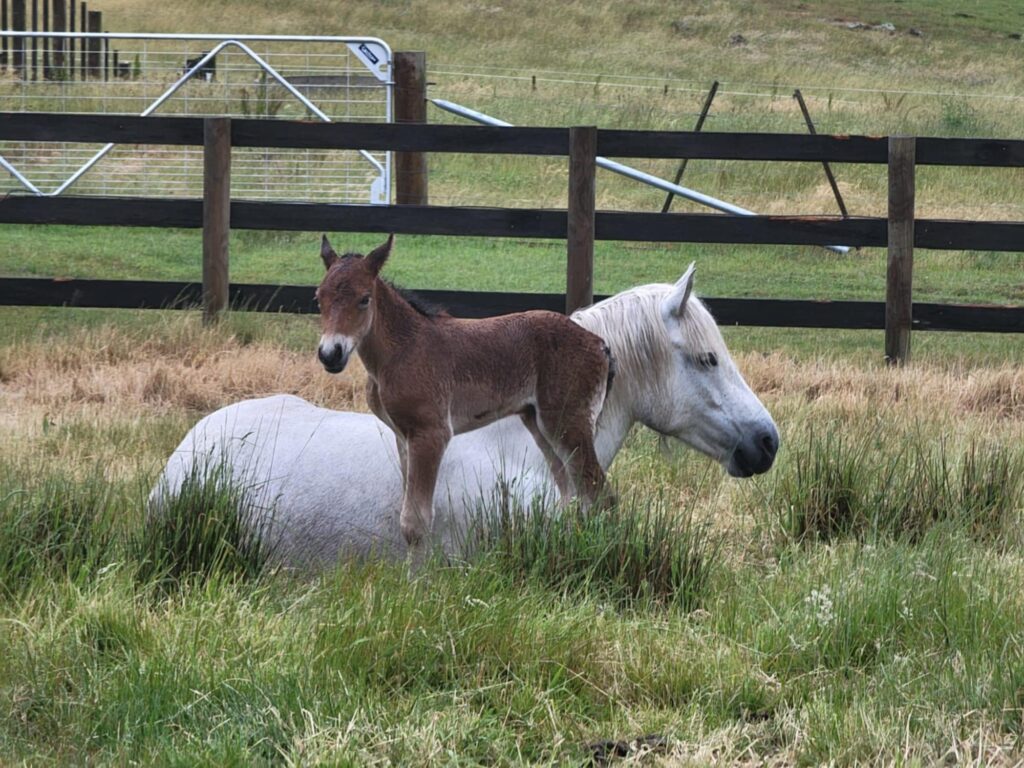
[1,113,1023,359]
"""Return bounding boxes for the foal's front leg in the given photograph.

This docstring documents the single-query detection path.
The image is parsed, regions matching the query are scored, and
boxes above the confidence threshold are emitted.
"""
[368,379,408,487]
[399,427,451,572]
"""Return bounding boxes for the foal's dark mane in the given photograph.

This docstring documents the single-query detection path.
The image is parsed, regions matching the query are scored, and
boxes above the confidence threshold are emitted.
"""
[388,280,447,318]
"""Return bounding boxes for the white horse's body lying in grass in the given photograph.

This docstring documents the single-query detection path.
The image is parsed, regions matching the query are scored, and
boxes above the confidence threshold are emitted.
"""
[151,268,779,568]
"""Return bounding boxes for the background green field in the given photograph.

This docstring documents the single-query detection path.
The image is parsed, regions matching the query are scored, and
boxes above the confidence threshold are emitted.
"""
[2,1,1024,765]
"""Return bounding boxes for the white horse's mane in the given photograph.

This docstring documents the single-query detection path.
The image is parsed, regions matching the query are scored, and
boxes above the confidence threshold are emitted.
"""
[574,283,728,381]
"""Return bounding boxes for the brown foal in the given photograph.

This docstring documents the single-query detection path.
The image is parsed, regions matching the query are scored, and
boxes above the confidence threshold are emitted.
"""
[316,235,613,564]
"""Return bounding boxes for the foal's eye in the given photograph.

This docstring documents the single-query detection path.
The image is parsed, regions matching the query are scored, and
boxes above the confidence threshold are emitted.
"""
[358,294,371,309]
[696,352,719,369]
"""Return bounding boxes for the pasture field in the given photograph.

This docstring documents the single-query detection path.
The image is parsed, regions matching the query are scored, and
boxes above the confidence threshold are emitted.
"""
[2,0,1024,764]
[1,312,1024,765]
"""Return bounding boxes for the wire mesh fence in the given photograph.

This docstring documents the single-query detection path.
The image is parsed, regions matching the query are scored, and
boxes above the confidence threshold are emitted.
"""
[0,33,392,202]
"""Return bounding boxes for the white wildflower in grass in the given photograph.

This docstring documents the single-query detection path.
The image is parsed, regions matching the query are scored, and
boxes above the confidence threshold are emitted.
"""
[804,586,835,629]
[898,598,914,622]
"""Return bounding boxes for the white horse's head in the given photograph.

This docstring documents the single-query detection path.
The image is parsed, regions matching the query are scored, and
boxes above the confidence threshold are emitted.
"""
[579,265,779,478]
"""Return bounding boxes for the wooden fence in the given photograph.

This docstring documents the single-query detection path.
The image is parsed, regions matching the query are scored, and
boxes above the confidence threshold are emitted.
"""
[1,112,1023,363]
[0,0,127,81]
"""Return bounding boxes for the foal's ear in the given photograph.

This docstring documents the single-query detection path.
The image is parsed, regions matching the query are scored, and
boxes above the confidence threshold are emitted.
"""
[365,234,394,275]
[320,235,339,270]
[661,262,696,320]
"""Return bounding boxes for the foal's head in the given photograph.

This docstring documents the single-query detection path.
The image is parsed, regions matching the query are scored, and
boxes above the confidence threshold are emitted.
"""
[315,234,393,374]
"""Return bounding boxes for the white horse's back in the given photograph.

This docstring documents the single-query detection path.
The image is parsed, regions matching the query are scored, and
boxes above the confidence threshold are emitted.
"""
[151,394,550,567]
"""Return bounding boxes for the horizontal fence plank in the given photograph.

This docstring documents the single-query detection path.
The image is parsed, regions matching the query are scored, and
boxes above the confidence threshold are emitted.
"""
[230,201,567,237]
[596,212,887,246]
[1,197,1020,251]
[0,112,205,145]
[231,120,570,155]
[916,219,1024,251]
[1,113,1022,166]
[2,197,1020,251]
[916,137,1024,168]
[2,277,1021,332]
[0,195,201,226]
[912,302,1024,333]
[598,131,889,163]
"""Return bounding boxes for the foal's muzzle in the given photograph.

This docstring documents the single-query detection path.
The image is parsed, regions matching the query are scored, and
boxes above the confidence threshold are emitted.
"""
[318,341,351,374]
[727,425,780,478]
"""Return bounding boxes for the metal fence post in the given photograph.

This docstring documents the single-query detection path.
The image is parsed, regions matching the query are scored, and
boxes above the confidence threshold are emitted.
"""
[885,135,916,365]
[394,51,427,205]
[203,117,231,325]
[566,125,596,314]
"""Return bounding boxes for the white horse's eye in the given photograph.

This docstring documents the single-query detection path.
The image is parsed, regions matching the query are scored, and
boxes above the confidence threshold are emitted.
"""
[696,352,718,369]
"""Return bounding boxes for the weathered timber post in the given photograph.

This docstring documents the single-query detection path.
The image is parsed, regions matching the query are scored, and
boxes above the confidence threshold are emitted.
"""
[393,51,428,205]
[52,0,66,75]
[11,0,25,77]
[1,0,8,71]
[30,0,36,80]
[203,117,231,325]
[41,0,49,79]
[885,135,916,365]
[78,1,85,77]
[86,9,99,77]
[78,1,86,78]
[566,125,597,314]
[68,0,74,78]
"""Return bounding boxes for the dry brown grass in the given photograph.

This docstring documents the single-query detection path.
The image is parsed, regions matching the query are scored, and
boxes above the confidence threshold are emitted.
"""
[4,313,1021,488]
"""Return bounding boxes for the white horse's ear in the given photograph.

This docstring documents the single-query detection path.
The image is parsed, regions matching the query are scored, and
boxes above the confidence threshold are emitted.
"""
[321,235,339,270]
[365,234,394,275]
[662,262,696,320]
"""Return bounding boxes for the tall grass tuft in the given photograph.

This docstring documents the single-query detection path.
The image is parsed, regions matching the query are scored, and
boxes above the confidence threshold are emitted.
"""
[134,465,273,589]
[773,430,872,542]
[770,428,1024,545]
[0,463,117,599]
[464,491,717,610]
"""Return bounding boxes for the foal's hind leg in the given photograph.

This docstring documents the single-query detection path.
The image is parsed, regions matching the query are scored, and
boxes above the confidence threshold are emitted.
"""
[554,421,608,510]
[536,406,609,512]
[519,406,573,501]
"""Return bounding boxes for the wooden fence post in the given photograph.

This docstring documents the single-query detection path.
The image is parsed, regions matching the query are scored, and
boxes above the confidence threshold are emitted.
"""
[566,125,597,314]
[52,0,65,76]
[885,135,916,365]
[393,51,428,205]
[68,0,74,79]
[1,0,7,71]
[203,117,231,325]
[11,0,25,77]
[78,1,85,78]
[86,9,99,77]
[30,0,36,80]
[41,0,49,80]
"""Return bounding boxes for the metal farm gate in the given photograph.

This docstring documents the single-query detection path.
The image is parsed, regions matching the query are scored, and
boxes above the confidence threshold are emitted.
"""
[0,32,392,203]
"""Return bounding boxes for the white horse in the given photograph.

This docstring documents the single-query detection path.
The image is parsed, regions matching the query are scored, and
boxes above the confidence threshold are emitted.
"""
[151,266,779,568]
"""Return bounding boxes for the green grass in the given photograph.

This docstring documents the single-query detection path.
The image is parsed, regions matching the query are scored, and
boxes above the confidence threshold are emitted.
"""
[1,453,1023,764]
[3,226,1022,308]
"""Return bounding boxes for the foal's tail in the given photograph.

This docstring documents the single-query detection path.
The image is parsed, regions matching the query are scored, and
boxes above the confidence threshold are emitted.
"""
[602,342,616,399]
